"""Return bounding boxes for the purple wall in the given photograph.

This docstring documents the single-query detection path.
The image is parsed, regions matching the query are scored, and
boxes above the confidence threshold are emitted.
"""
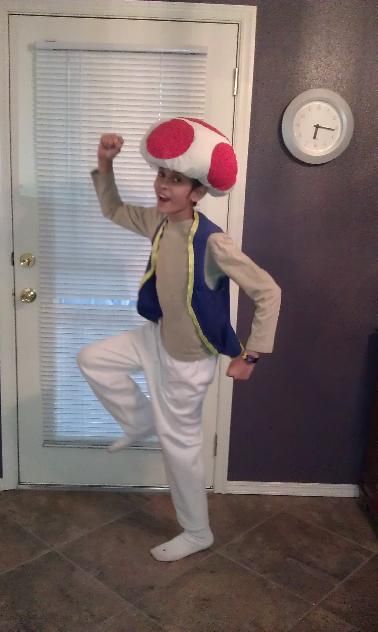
[225,0,377,482]
[156,0,377,483]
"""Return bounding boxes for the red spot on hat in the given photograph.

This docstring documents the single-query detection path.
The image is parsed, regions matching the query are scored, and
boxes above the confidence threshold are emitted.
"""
[208,143,238,191]
[187,118,228,140]
[147,119,194,159]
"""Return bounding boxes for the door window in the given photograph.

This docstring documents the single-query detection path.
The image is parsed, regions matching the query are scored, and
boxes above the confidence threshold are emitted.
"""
[34,45,207,444]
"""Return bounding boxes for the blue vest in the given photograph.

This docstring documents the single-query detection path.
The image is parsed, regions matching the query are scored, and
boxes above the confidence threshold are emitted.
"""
[137,211,243,357]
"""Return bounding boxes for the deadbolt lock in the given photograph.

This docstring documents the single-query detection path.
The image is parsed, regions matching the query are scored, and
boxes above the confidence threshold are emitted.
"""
[19,253,36,268]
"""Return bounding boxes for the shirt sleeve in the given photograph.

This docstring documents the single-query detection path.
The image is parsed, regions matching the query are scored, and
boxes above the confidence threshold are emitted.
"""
[207,232,281,353]
[91,169,163,241]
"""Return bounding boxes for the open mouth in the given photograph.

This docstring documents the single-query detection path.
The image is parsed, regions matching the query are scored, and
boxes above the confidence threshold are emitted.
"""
[158,194,170,203]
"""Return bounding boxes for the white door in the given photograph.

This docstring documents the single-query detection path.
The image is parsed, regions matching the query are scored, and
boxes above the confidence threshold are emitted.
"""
[10,14,238,486]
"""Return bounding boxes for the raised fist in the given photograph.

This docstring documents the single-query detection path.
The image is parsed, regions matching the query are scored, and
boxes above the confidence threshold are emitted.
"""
[97,134,124,162]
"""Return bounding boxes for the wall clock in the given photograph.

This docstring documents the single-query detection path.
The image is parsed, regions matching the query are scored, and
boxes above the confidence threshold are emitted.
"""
[282,88,354,164]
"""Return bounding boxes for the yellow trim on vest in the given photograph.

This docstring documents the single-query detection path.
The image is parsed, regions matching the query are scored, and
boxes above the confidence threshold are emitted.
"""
[139,219,167,289]
[186,211,219,356]
[139,211,223,357]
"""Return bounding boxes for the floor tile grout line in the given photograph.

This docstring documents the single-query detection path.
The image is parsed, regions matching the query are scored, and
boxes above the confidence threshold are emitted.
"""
[51,507,139,550]
[55,551,174,632]
[0,505,141,577]
[52,504,290,596]
[251,505,376,556]
[128,501,289,546]
[219,545,377,617]
[4,496,376,555]
[306,550,376,608]
[216,550,313,606]
[1,498,374,632]
[96,605,132,632]
[2,498,375,568]
[96,601,168,632]
[0,548,52,578]
[2,501,223,603]
[2,494,373,550]
[56,541,220,630]
[56,547,138,614]
[1,505,138,552]
[124,510,290,599]
[211,507,375,597]
[211,508,289,551]
[212,505,375,572]
[131,548,219,606]
[284,507,378,554]
[97,507,377,630]
[57,545,187,632]
[0,511,56,551]
[0,529,167,632]
[284,551,377,632]
[113,509,292,599]
[2,499,285,557]
[285,604,357,632]
[57,541,201,628]
[207,508,304,558]
[214,551,313,632]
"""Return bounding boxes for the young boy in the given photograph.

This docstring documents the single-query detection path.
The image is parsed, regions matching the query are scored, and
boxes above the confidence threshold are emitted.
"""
[77,118,281,562]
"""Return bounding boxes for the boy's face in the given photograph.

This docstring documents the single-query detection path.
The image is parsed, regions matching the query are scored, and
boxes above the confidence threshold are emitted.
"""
[154,167,206,220]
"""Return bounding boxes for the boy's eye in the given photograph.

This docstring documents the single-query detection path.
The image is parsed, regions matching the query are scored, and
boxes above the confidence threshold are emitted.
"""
[157,170,183,183]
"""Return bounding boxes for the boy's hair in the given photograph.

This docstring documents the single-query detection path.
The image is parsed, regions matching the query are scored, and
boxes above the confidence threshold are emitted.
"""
[191,178,202,190]
[191,178,204,207]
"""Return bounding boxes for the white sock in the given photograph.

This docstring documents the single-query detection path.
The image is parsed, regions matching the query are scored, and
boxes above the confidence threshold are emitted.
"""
[150,530,214,562]
[107,435,135,453]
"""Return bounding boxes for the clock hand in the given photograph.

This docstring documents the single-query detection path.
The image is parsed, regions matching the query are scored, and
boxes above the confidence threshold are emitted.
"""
[313,124,319,140]
[317,125,336,131]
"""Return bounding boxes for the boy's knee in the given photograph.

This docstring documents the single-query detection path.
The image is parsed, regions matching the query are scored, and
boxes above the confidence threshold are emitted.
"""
[77,343,98,372]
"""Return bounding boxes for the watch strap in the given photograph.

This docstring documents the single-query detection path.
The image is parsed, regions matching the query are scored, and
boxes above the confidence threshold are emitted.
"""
[241,352,259,364]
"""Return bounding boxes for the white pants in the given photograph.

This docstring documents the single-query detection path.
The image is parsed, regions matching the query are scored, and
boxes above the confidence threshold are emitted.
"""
[77,322,217,535]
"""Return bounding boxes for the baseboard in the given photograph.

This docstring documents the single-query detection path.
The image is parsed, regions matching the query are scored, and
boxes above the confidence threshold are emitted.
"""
[0,479,360,497]
[225,481,359,497]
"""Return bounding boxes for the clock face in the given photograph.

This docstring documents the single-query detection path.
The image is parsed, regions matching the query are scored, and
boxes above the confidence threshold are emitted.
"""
[281,89,354,164]
[293,101,342,157]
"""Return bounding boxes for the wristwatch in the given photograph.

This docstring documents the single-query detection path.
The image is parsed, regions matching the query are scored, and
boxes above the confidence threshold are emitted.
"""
[241,352,260,365]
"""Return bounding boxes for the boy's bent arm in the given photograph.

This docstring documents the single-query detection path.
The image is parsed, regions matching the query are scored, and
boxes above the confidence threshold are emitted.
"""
[91,169,163,240]
[208,233,281,354]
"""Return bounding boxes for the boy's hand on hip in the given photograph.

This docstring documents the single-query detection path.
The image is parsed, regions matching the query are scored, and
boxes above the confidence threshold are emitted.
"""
[226,357,256,380]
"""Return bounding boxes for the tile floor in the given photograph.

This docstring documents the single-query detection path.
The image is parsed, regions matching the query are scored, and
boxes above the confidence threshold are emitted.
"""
[0,490,377,631]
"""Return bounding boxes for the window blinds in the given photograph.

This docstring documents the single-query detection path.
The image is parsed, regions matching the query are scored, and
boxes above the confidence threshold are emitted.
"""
[34,45,207,445]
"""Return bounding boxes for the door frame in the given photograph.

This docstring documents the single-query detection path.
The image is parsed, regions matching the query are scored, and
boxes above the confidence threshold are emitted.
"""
[0,0,256,491]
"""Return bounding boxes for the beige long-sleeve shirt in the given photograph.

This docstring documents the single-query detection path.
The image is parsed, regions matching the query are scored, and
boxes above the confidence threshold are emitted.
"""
[92,170,281,361]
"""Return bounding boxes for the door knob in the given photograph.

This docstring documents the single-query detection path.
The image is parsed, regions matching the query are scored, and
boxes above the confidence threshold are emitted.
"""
[19,253,36,267]
[20,288,37,303]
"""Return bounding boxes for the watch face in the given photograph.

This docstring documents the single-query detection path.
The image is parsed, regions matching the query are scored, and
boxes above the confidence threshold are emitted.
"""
[282,89,354,165]
[293,101,342,157]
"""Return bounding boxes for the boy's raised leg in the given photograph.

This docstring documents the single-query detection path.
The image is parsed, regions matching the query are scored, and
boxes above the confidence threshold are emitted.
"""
[77,326,155,449]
